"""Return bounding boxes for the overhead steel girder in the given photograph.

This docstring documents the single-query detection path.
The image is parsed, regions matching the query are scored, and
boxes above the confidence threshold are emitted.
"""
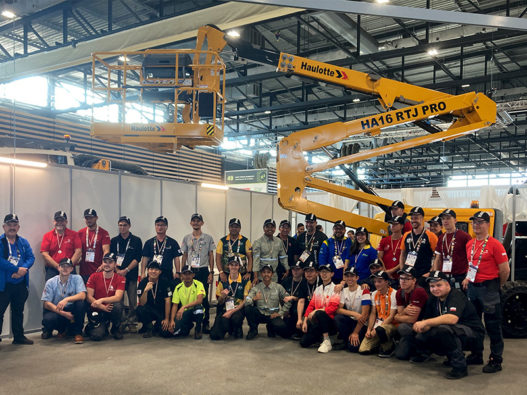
[230,0,527,30]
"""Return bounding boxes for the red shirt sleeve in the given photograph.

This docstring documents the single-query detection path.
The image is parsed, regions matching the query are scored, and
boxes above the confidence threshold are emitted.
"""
[404,221,412,233]
[116,274,126,291]
[435,233,444,255]
[395,289,403,306]
[102,229,111,245]
[41,232,51,252]
[412,287,429,309]
[86,273,96,289]
[73,232,82,249]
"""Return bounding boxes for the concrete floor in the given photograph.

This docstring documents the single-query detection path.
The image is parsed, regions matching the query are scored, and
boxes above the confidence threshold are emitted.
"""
[1,321,526,395]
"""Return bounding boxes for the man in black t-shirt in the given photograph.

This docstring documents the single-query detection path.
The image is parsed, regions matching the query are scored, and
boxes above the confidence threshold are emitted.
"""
[296,214,327,267]
[281,261,308,339]
[141,216,182,286]
[110,216,142,322]
[276,219,299,280]
[136,261,173,338]
[411,271,485,379]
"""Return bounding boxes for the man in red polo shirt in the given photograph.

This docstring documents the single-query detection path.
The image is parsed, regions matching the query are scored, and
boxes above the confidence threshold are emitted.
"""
[378,216,405,280]
[78,208,110,283]
[463,211,510,374]
[41,211,82,281]
[433,209,471,291]
[85,252,126,340]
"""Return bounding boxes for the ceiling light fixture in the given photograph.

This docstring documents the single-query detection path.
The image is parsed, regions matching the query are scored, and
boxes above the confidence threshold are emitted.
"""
[461,84,470,88]
[118,56,130,62]
[264,110,271,114]
[227,30,240,38]
[376,0,390,3]
[353,98,361,103]
[1,10,16,19]
[201,182,229,191]
[427,48,439,56]
[0,157,48,168]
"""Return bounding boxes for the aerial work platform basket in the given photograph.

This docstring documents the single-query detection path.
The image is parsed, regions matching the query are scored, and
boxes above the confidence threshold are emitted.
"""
[90,26,227,153]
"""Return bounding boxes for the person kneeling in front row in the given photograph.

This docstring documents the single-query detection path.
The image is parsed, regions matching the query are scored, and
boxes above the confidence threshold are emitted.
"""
[245,264,291,340]
[211,256,252,340]
[300,264,341,353]
[411,271,485,380]
[168,265,206,339]
[136,260,173,338]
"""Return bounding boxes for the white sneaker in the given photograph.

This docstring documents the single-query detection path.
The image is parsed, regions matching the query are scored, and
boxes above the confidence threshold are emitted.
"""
[317,338,332,353]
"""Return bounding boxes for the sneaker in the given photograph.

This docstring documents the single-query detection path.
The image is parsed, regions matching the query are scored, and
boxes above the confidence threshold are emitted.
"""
[74,335,84,344]
[246,329,258,340]
[378,347,394,358]
[446,368,468,380]
[466,353,484,365]
[410,354,431,363]
[12,336,34,345]
[41,331,52,340]
[318,338,332,353]
[482,358,502,373]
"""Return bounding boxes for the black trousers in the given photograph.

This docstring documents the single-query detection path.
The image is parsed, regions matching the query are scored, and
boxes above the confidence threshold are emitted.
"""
[192,267,210,325]
[85,302,123,340]
[284,303,302,338]
[245,305,289,338]
[0,282,28,340]
[42,300,85,336]
[395,322,416,360]
[468,279,504,361]
[210,307,245,340]
[172,307,203,337]
[415,324,484,369]
[334,314,367,353]
[136,304,164,328]
[300,310,337,348]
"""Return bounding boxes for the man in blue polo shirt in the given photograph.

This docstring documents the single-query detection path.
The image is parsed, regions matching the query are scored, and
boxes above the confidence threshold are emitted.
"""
[319,220,352,283]
[41,258,86,344]
[0,213,35,345]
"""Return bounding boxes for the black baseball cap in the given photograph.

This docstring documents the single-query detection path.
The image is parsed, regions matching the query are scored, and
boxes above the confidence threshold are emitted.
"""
[279,219,291,227]
[439,209,456,218]
[318,263,333,272]
[344,266,358,276]
[191,213,203,221]
[469,211,490,222]
[229,218,241,226]
[355,226,368,235]
[369,259,382,269]
[334,220,346,228]
[59,258,74,267]
[147,260,161,270]
[398,266,416,278]
[427,270,449,283]
[84,208,97,217]
[54,211,67,221]
[181,265,194,273]
[227,255,242,265]
[409,206,425,216]
[305,213,317,222]
[303,256,317,270]
[391,200,405,209]
[3,213,19,224]
[103,252,117,262]
[292,260,304,270]
[264,219,276,227]
[427,216,442,226]
[118,216,131,225]
[155,216,168,225]
[259,264,274,272]
[370,270,390,280]
[388,216,405,225]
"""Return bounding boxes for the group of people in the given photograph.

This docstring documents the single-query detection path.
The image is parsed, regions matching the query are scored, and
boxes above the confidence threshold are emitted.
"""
[0,200,510,380]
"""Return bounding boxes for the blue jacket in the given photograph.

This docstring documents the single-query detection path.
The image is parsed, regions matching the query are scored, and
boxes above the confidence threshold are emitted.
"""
[0,234,35,291]
[318,237,353,280]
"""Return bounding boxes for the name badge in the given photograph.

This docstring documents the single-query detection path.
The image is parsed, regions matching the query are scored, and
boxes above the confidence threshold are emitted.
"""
[85,248,95,263]
[191,255,200,268]
[466,263,478,282]
[333,256,344,269]
[226,297,235,311]
[8,256,20,266]
[405,251,417,267]
[153,254,163,264]
[442,257,453,273]
[299,251,310,263]
[116,254,125,267]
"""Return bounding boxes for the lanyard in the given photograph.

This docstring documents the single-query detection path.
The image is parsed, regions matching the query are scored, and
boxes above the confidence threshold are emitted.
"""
[307,277,320,300]
[86,226,99,250]
[390,236,401,257]
[409,229,426,252]
[438,299,447,316]
[469,236,489,269]
[354,247,364,264]
[334,238,345,257]
[154,237,167,255]
[304,232,316,252]
[262,285,272,306]
[378,289,390,317]
[265,237,275,256]
[442,230,457,258]
[228,279,240,297]
[228,235,242,255]
[7,240,19,258]
[103,273,115,296]
[190,235,203,256]
[60,277,69,298]
[290,278,302,296]
[55,230,65,251]
[117,236,131,255]
[281,237,289,254]
[151,281,158,300]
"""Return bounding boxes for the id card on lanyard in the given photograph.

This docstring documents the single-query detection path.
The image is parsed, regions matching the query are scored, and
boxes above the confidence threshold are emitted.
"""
[467,237,489,282]
[442,231,456,273]
[333,239,345,269]
[154,238,167,265]
[190,236,202,268]
[85,227,99,263]
[117,238,131,267]
[8,241,20,266]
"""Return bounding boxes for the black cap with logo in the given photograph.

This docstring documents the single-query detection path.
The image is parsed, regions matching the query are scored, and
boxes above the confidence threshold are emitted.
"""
[84,208,97,217]
[305,213,317,222]
[469,211,490,222]
[54,211,67,221]
[3,213,19,224]
[391,200,405,209]
[118,216,131,225]
[427,216,442,226]
[427,270,449,282]
[103,252,117,262]
[229,218,241,227]
[334,220,346,228]
[388,216,405,225]
[409,206,425,216]
[155,216,168,225]
[191,213,203,221]
[264,219,276,227]
[370,270,390,280]
[439,209,457,218]
[59,258,74,267]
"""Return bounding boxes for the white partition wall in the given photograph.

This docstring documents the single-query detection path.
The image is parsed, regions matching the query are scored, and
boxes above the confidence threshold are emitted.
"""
[0,163,288,335]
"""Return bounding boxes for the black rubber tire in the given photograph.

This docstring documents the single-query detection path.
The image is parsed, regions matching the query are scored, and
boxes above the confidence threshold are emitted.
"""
[502,281,527,338]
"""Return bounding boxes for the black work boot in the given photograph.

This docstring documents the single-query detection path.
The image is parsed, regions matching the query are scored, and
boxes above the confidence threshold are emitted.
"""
[482,356,502,373]
[446,367,468,380]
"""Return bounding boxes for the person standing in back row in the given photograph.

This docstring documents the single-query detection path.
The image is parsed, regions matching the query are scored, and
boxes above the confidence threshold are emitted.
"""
[180,213,215,334]
[78,208,110,283]
[296,214,327,267]
[463,211,510,374]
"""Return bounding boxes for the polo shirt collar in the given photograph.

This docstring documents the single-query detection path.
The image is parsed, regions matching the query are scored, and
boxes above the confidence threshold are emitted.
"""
[228,274,242,284]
